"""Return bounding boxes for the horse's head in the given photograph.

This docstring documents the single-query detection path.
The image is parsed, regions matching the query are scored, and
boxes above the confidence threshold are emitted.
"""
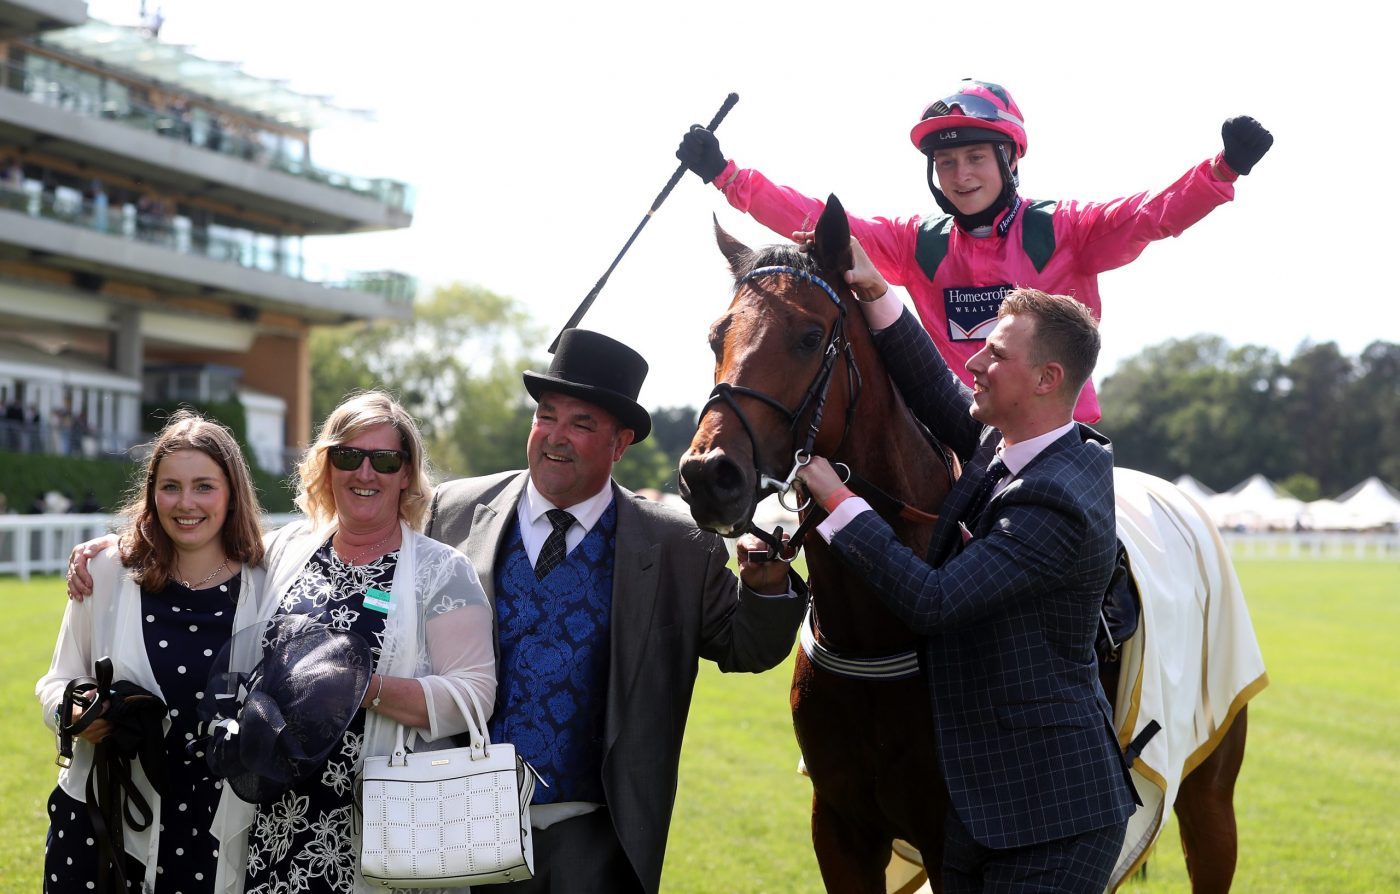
[679,196,862,536]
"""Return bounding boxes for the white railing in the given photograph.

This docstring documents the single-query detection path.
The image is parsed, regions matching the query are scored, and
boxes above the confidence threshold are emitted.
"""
[1221,531,1400,561]
[0,512,303,580]
[6,515,1396,580]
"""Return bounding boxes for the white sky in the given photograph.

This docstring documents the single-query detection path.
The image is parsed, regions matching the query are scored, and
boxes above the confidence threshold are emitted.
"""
[89,0,1395,411]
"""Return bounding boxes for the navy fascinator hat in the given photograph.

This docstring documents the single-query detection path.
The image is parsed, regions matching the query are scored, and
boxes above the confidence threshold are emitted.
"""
[197,613,373,804]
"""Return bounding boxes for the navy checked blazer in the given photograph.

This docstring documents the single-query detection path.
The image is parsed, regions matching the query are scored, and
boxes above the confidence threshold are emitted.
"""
[831,308,1136,850]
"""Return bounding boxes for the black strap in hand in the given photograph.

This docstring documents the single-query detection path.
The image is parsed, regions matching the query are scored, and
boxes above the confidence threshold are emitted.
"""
[57,675,102,767]
[68,658,170,894]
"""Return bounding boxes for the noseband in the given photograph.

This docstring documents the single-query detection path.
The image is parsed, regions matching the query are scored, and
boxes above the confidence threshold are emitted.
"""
[698,265,862,556]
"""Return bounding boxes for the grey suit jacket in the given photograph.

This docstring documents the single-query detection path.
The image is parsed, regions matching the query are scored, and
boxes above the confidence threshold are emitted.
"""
[830,309,1136,849]
[426,471,805,894]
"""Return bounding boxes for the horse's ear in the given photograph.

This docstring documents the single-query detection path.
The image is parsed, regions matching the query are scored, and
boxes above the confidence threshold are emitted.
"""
[714,214,750,277]
[813,194,853,276]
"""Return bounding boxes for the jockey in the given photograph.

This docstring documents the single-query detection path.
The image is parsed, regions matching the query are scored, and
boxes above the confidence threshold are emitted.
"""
[678,80,1273,423]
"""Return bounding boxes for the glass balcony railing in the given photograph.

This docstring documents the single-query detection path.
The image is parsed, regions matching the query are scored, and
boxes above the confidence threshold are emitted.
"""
[0,180,417,306]
[1,60,416,216]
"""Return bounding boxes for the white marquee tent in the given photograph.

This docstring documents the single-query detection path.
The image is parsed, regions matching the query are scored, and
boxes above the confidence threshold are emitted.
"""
[1329,477,1400,528]
[1192,474,1400,531]
[1173,474,1216,508]
[1206,474,1305,531]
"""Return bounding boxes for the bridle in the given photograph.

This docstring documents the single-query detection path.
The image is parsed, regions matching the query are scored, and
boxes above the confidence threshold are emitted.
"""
[697,263,952,681]
[697,264,862,558]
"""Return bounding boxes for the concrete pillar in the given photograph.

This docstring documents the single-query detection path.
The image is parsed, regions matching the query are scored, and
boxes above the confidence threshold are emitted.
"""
[112,306,144,380]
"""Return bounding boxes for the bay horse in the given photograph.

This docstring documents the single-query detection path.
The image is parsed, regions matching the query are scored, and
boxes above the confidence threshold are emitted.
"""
[678,196,1262,893]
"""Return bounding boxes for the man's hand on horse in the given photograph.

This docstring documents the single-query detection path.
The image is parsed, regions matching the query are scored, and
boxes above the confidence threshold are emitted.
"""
[736,532,795,593]
[65,533,117,601]
[790,231,891,303]
[793,456,846,506]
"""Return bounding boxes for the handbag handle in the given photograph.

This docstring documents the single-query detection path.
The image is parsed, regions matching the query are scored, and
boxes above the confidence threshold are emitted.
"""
[451,683,491,760]
[386,683,493,767]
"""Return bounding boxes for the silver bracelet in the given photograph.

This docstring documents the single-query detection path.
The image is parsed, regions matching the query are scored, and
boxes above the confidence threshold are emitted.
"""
[369,674,385,710]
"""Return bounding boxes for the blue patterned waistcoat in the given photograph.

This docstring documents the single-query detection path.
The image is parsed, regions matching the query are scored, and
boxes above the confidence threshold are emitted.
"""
[489,501,617,804]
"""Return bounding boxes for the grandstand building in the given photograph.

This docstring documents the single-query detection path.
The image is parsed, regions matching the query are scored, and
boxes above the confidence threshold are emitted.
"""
[0,0,413,472]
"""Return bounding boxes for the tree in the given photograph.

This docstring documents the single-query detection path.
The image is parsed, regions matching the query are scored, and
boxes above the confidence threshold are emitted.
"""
[1344,341,1400,489]
[1097,334,1400,496]
[309,282,544,479]
[646,406,701,494]
[1278,341,1352,494]
[612,436,677,495]
[1097,335,1290,489]
[1092,335,1288,489]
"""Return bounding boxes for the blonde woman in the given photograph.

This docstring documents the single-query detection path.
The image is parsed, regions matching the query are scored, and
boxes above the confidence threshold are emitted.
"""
[231,392,495,894]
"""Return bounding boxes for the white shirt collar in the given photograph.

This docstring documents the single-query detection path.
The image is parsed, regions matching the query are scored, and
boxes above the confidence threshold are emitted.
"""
[523,476,614,532]
[997,421,1076,478]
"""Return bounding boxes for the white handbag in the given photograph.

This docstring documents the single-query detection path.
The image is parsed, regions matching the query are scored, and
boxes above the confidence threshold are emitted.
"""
[357,686,538,888]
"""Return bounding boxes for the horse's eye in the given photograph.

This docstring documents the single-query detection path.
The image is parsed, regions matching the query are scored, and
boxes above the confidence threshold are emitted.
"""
[799,327,824,352]
[708,318,730,358]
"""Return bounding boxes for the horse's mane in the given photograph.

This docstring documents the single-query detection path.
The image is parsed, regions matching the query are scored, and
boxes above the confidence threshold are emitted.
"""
[730,242,820,281]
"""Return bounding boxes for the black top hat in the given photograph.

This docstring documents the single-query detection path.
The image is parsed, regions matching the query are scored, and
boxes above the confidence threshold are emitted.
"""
[198,614,373,805]
[524,329,651,441]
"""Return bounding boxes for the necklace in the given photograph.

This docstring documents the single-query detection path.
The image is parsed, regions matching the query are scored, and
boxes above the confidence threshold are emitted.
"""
[178,559,228,590]
[336,529,397,565]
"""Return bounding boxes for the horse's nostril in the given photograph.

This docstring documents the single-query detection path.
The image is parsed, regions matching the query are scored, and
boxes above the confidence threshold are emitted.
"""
[711,456,744,496]
[679,451,750,504]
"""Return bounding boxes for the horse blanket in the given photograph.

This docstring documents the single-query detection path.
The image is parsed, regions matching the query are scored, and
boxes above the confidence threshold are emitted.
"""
[1106,468,1269,886]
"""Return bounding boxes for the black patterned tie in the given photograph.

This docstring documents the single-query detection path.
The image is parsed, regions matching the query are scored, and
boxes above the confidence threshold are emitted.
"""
[961,455,1008,525]
[534,509,576,580]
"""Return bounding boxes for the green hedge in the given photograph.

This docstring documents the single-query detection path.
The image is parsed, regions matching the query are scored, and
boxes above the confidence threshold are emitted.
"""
[0,402,299,515]
[0,450,297,515]
[0,450,138,514]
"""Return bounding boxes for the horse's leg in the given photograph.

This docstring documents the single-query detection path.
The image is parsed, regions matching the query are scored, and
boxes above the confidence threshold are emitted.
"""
[810,793,893,894]
[1174,707,1248,894]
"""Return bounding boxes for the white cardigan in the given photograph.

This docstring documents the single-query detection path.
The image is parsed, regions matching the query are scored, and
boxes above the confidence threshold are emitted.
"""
[35,548,270,894]
[210,519,496,894]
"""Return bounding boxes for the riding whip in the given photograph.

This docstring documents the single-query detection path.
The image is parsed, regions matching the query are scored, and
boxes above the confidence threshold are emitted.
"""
[550,92,739,352]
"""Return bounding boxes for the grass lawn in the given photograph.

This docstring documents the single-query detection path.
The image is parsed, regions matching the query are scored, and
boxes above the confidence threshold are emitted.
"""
[4,561,1398,892]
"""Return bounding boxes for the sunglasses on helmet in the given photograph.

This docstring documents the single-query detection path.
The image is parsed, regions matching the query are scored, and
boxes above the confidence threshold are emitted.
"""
[922,93,1022,127]
[328,445,409,474]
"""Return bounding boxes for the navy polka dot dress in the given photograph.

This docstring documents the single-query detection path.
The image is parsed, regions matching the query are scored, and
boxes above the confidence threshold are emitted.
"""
[43,574,239,893]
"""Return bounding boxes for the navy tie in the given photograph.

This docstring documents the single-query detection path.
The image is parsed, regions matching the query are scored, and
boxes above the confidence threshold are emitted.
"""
[535,509,575,580]
[961,456,1008,525]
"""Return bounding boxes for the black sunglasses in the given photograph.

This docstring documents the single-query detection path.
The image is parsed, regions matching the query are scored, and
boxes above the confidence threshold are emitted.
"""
[328,445,409,474]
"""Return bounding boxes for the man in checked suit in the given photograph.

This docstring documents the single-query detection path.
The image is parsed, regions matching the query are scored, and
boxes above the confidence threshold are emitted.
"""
[426,328,806,894]
[794,238,1137,892]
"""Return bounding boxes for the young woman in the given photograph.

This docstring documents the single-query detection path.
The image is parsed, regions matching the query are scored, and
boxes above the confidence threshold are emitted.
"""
[37,410,268,893]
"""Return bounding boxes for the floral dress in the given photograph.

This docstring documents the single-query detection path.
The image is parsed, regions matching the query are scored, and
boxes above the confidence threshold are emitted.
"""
[243,542,393,894]
[44,575,238,893]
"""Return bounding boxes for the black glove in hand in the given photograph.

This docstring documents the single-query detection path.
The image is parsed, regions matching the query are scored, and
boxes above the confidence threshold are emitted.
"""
[1221,116,1273,176]
[677,125,727,183]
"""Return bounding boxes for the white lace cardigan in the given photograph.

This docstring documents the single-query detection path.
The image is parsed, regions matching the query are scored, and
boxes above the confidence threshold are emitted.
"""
[211,519,496,894]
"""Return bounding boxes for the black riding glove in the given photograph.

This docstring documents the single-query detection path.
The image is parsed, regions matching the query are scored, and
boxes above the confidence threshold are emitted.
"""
[677,125,728,183]
[1221,116,1273,176]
